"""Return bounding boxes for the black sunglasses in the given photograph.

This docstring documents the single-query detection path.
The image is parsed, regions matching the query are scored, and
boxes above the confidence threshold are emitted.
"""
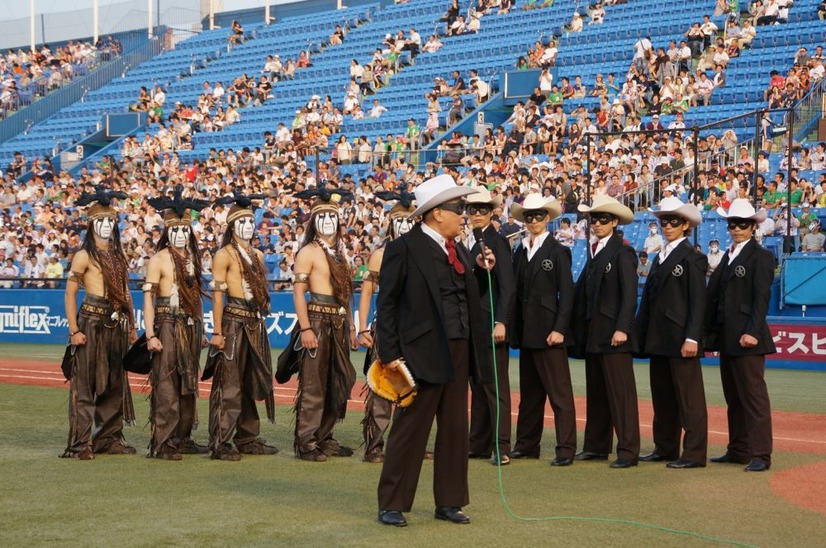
[727,219,755,231]
[590,214,615,226]
[524,210,548,223]
[438,201,466,215]
[467,205,492,216]
[659,216,686,228]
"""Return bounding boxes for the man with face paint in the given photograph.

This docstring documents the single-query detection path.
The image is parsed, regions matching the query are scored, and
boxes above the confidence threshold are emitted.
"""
[508,193,576,467]
[205,191,276,461]
[705,199,776,472]
[636,197,708,469]
[706,239,723,277]
[62,187,138,460]
[466,187,516,466]
[571,195,640,469]
[357,188,417,463]
[278,185,358,462]
[143,187,210,460]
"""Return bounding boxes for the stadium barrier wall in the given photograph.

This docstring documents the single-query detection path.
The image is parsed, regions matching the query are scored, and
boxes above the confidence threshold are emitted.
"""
[0,289,824,371]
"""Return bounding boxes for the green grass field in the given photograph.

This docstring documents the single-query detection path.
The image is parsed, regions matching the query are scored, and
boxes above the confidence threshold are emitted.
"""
[1,344,825,547]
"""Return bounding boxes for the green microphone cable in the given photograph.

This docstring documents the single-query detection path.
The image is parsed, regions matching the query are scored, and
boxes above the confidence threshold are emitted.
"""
[481,264,754,548]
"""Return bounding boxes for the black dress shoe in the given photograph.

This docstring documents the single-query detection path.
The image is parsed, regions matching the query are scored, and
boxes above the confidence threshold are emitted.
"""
[378,510,407,527]
[435,506,470,524]
[510,450,539,459]
[609,458,638,469]
[744,459,771,472]
[639,451,671,462]
[574,451,609,461]
[666,459,706,469]
[711,453,749,464]
[468,452,490,459]
[550,456,573,467]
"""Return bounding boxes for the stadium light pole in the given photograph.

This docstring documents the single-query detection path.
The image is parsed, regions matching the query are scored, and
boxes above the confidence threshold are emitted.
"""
[752,109,762,205]
[93,0,99,45]
[785,107,794,253]
[148,0,153,38]
[209,0,216,30]
[691,125,700,248]
[29,0,35,52]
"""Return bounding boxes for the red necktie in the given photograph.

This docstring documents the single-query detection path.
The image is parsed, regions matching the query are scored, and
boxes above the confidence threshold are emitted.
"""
[445,238,465,275]
[591,241,598,256]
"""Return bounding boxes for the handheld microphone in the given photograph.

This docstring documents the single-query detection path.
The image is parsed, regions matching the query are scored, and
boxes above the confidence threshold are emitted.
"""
[472,227,490,268]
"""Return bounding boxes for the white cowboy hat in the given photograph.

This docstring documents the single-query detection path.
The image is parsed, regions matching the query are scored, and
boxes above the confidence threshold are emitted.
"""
[650,196,702,227]
[465,186,503,208]
[577,194,634,225]
[510,193,562,223]
[716,198,767,223]
[408,174,479,218]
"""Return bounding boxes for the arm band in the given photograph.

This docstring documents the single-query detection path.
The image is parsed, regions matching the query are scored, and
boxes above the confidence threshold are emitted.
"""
[67,271,84,286]
[209,280,228,291]
[295,273,310,284]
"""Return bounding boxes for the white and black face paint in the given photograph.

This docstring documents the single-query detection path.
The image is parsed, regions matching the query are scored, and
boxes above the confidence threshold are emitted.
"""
[93,216,115,240]
[392,217,414,237]
[167,225,191,248]
[314,212,339,237]
[234,217,255,241]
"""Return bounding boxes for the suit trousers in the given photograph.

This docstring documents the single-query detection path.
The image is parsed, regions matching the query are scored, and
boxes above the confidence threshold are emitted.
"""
[468,342,512,458]
[649,355,708,463]
[378,340,470,512]
[719,354,773,465]
[582,352,640,460]
[513,347,577,459]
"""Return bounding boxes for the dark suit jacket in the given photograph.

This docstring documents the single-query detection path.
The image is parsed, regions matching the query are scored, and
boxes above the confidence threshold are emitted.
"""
[376,224,493,384]
[471,224,515,343]
[510,233,574,349]
[571,234,639,357]
[636,239,708,358]
[704,238,777,357]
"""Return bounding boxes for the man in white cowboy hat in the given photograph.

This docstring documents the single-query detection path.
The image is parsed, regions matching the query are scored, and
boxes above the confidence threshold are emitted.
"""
[375,175,495,527]
[705,198,776,472]
[571,194,641,468]
[508,193,577,467]
[465,187,516,466]
[636,197,709,469]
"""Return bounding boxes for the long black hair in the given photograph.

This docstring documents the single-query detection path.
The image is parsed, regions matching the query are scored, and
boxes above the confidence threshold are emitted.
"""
[157,226,206,296]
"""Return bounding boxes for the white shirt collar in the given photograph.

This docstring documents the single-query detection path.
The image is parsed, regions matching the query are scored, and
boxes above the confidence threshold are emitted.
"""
[728,239,749,261]
[523,231,550,261]
[591,233,612,257]
[421,222,449,255]
[659,236,686,263]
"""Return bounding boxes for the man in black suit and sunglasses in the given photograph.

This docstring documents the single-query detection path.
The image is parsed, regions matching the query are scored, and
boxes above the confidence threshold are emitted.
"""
[571,195,640,469]
[705,199,776,472]
[376,175,495,527]
[508,193,577,467]
[636,197,709,469]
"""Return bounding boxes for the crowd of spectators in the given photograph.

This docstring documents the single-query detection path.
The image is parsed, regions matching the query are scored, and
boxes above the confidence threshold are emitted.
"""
[2,2,826,290]
[764,45,825,109]
[1,35,120,116]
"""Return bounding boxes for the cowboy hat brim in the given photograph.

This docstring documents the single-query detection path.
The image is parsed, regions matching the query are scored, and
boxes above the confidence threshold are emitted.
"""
[651,204,702,227]
[465,188,503,208]
[407,186,479,218]
[511,199,562,223]
[578,198,634,225]
[716,206,767,224]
